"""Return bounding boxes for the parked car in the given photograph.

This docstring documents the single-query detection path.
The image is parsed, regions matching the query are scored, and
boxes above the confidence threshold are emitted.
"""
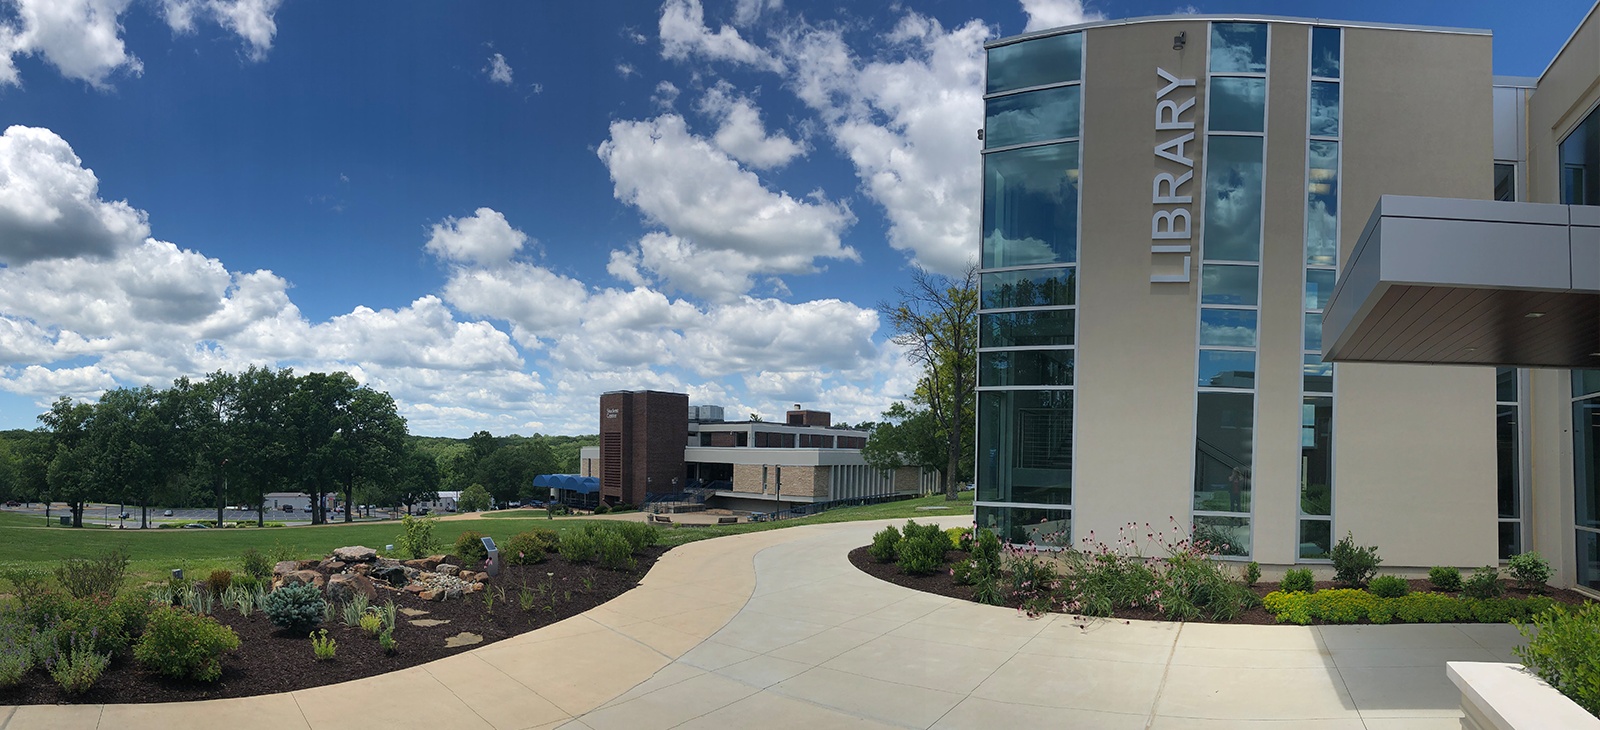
[119,512,129,519]
[181,523,209,529]
[163,509,173,516]
[417,507,430,515]
[282,505,294,512]
[4,501,18,507]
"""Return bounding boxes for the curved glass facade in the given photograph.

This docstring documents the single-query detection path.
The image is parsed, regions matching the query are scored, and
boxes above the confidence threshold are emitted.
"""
[977,30,1082,548]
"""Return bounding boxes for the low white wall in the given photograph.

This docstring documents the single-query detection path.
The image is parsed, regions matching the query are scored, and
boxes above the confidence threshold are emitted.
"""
[1447,661,1598,730]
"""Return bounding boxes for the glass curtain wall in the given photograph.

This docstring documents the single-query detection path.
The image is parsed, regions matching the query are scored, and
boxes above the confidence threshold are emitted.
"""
[1299,27,1341,560]
[1192,22,1268,557]
[976,31,1081,547]
[1497,368,1523,558]
[1564,111,1600,588]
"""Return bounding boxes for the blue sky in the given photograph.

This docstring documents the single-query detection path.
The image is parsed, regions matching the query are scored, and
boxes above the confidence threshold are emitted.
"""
[0,0,1589,436]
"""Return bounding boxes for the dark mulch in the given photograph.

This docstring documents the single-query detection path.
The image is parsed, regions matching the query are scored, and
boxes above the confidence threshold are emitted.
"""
[848,546,1592,626]
[0,546,666,705]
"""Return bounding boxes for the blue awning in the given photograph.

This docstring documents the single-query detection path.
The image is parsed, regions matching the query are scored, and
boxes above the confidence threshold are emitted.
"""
[532,474,599,494]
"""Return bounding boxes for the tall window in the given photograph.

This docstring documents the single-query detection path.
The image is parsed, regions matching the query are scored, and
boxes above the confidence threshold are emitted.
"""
[976,30,1082,547]
[1298,26,1340,561]
[1563,112,1600,586]
[1191,22,1268,558]
[1497,368,1524,559]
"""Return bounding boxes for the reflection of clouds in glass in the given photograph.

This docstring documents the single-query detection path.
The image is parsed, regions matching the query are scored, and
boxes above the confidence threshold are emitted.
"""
[1201,264,1257,305]
[1304,313,1323,350]
[986,86,1080,148]
[987,32,1082,94]
[1204,136,1263,261]
[983,143,1079,267]
[1305,141,1339,265]
[1200,309,1257,347]
[1309,82,1339,136]
[1210,23,1266,73]
[1311,28,1340,78]
[1305,269,1335,310]
[1209,78,1266,133]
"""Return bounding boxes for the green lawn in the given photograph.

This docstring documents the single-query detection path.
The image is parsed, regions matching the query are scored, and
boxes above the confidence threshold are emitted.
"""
[0,491,973,585]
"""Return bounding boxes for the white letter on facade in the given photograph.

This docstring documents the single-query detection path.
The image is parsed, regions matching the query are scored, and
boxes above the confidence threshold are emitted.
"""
[1156,97,1196,130]
[1156,67,1196,99]
[1155,133,1195,167]
[1152,209,1192,239]
[1153,171,1194,204]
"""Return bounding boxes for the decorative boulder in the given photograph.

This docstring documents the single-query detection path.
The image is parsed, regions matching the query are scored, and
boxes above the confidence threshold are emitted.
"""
[352,563,371,576]
[281,570,326,590]
[273,560,300,577]
[376,557,400,568]
[371,566,409,588]
[402,556,443,571]
[435,563,460,577]
[332,546,378,563]
[319,559,346,572]
[327,573,377,603]
[295,559,320,571]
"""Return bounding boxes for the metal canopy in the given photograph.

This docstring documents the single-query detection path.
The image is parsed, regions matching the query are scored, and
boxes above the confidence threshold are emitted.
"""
[1323,195,1600,368]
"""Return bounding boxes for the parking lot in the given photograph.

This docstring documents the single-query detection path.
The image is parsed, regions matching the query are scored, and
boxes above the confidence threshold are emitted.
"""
[1,502,400,527]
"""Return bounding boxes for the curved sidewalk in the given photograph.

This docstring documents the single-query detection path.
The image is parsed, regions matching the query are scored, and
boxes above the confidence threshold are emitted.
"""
[0,518,1523,730]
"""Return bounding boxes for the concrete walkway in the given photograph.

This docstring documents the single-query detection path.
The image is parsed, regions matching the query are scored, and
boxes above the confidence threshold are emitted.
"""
[0,518,1521,730]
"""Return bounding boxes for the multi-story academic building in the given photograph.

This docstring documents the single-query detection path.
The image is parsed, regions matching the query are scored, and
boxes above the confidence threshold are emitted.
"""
[977,9,1600,592]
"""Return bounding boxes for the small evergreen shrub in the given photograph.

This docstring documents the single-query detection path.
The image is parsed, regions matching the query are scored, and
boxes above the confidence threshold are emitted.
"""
[1369,575,1410,598]
[1330,531,1382,588]
[559,531,598,563]
[1244,561,1261,587]
[594,504,610,515]
[46,634,109,694]
[455,530,489,562]
[1507,552,1554,593]
[359,611,383,637]
[310,629,337,660]
[262,583,325,632]
[240,548,272,581]
[526,528,560,553]
[1281,567,1315,593]
[867,525,901,563]
[1463,565,1504,599]
[504,533,546,565]
[134,606,241,682]
[396,514,442,560]
[596,529,635,571]
[379,629,397,655]
[207,569,234,597]
[1429,566,1463,592]
[54,546,130,599]
[902,520,953,551]
[896,536,944,576]
[616,521,660,552]
[231,575,263,594]
[1514,603,1600,716]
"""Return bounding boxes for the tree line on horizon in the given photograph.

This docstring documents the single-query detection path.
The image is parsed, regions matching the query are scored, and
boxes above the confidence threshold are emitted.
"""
[0,366,598,527]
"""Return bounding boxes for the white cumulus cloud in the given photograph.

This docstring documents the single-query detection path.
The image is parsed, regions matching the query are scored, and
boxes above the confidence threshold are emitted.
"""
[1019,0,1105,32]
[659,0,781,71]
[698,81,804,169]
[485,52,513,84]
[0,126,150,265]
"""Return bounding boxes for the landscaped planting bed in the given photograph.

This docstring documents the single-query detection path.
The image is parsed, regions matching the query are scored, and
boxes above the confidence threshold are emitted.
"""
[0,519,666,705]
[850,520,1594,627]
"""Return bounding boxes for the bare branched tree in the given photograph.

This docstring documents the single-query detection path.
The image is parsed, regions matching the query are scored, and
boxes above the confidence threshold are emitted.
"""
[878,262,978,500]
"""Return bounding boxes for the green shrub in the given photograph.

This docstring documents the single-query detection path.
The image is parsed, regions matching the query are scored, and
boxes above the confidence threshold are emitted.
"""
[526,528,560,553]
[455,530,489,563]
[240,548,272,581]
[379,629,397,655]
[896,536,944,576]
[1463,565,1503,599]
[1507,552,1554,593]
[504,533,546,565]
[946,527,972,551]
[310,629,337,660]
[1281,567,1315,593]
[595,529,635,571]
[594,504,610,515]
[1428,566,1463,592]
[1264,590,1313,625]
[1056,548,1158,617]
[1155,547,1257,622]
[46,634,109,694]
[867,525,901,563]
[615,521,660,552]
[133,606,241,682]
[1514,603,1600,716]
[231,575,263,594]
[359,612,383,637]
[1330,531,1381,588]
[559,531,598,563]
[1002,550,1061,617]
[902,520,953,551]
[395,514,442,560]
[25,593,138,656]
[1369,575,1410,598]
[615,503,635,512]
[1,568,49,600]
[1244,561,1261,587]
[261,583,325,632]
[207,569,234,597]
[53,546,130,599]
[966,529,1005,606]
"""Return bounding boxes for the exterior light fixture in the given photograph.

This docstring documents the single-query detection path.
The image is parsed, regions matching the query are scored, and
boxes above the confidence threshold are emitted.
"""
[1526,312,1545,318]
[977,129,984,141]
[1173,31,1186,50]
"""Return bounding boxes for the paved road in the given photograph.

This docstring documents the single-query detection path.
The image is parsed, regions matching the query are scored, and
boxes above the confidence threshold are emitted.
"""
[0,517,1507,729]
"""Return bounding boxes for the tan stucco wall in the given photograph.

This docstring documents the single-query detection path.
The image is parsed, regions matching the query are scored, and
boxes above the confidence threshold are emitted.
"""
[1529,368,1576,585]
[1250,24,1310,566]
[1528,7,1600,206]
[1074,19,1210,552]
[1334,27,1498,568]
